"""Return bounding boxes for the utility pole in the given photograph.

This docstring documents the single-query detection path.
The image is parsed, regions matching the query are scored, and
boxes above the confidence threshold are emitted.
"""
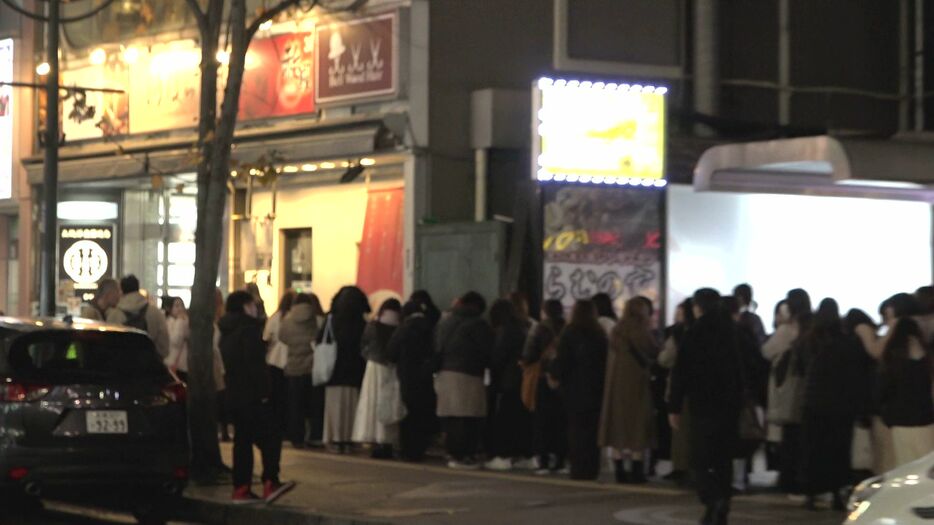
[40,0,59,317]
[1,0,116,315]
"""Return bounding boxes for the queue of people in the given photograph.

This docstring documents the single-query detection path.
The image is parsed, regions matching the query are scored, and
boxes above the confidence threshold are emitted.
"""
[81,276,934,520]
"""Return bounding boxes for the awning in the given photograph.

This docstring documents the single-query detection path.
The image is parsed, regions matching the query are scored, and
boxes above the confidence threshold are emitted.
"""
[24,114,404,185]
[694,135,934,202]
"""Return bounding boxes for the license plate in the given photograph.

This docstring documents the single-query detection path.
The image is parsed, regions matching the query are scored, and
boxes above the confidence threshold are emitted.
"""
[86,411,128,434]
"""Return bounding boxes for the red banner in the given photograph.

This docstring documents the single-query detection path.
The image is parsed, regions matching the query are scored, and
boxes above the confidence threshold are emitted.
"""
[240,32,316,119]
[356,188,404,298]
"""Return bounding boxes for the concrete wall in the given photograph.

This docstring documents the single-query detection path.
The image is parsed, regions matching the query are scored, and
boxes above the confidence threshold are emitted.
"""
[427,0,553,222]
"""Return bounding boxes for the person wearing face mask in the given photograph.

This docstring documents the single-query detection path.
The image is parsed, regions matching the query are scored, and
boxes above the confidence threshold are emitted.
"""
[218,291,293,504]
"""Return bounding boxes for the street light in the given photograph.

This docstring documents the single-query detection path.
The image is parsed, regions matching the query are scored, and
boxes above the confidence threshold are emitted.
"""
[0,0,117,316]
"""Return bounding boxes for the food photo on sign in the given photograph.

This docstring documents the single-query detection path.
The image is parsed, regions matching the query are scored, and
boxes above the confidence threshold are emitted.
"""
[238,32,316,119]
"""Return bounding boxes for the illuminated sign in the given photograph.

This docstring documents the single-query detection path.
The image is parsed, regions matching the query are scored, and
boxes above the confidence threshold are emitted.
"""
[532,77,667,187]
[59,225,114,295]
[0,39,13,199]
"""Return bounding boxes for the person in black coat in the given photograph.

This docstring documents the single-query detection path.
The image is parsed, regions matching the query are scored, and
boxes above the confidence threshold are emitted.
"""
[484,299,533,470]
[798,298,866,511]
[389,301,439,461]
[549,299,608,481]
[218,291,291,503]
[435,292,494,468]
[522,299,568,473]
[320,286,370,451]
[669,289,743,525]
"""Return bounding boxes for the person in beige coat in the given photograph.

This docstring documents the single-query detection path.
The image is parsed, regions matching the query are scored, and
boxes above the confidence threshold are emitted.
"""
[277,293,319,448]
[599,297,658,484]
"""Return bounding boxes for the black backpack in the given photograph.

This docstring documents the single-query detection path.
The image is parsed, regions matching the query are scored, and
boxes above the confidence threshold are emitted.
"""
[123,304,149,332]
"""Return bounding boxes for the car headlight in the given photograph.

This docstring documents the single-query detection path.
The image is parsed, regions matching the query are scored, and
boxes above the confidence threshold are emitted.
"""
[849,476,885,512]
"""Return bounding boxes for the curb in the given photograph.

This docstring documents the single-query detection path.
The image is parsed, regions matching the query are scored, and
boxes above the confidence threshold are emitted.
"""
[175,496,390,525]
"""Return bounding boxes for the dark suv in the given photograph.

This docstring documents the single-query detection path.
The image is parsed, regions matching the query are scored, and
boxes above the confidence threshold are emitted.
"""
[0,317,188,514]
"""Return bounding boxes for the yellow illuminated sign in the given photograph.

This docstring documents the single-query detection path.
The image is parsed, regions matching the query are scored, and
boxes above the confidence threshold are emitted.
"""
[533,78,667,185]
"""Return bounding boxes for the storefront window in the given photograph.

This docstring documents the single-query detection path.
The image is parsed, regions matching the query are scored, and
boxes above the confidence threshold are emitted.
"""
[63,1,193,50]
[157,193,197,308]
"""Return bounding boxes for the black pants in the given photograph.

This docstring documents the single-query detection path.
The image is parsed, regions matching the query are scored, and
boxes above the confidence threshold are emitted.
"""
[691,412,738,506]
[802,411,853,495]
[287,375,313,445]
[534,381,567,468]
[400,410,435,461]
[231,402,282,488]
[486,390,534,458]
[309,385,326,442]
[443,417,483,461]
[268,366,288,435]
[779,423,803,493]
[567,410,600,480]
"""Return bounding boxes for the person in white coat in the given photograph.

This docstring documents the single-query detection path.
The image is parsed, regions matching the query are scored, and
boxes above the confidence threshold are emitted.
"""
[163,297,190,382]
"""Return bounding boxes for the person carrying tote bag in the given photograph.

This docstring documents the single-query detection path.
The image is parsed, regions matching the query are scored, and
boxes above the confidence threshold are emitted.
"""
[313,316,338,386]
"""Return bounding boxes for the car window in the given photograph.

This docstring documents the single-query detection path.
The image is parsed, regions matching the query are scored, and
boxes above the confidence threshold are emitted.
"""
[4,330,169,382]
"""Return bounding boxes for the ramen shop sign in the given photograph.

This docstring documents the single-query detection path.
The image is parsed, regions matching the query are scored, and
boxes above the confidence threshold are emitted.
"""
[59,226,114,293]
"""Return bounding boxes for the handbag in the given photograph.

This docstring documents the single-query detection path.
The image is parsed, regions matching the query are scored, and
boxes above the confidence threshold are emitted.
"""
[520,360,542,412]
[738,398,765,441]
[312,317,338,386]
[767,347,806,425]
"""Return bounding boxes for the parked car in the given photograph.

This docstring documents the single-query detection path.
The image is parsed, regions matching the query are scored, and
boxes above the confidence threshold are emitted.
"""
[847,451,934,524]
[0,317,188,522]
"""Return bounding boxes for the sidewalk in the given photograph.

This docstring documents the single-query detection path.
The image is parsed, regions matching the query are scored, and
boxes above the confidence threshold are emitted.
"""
[182,445,847,525]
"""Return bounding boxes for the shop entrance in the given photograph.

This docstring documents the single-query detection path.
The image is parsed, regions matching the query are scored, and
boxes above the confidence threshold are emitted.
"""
[281,228,313,294]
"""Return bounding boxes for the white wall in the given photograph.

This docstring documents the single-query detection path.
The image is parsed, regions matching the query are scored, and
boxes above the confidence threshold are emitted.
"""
[667,184,933,329]
[250,182,390,312]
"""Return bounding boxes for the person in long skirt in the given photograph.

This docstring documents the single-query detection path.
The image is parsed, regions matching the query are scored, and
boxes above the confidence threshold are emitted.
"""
[352,299,403,458]
[522,299,567,473]
[320,286,370,452]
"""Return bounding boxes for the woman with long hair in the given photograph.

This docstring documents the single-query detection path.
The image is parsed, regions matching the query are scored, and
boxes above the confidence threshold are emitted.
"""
[799,299,866,511]
[659,298,695,482]
[163,296,190,383]
[550,300,608,480]
[522,299,568,474]
[764,288,812,494]
[353,298,404,459]
[320,286,370,453]
[879,317,934,466]
[599,298,658,483]
[485,299,534,471]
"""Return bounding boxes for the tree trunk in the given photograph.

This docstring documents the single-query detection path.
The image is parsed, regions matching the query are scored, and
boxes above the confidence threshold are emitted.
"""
[187,0,225,481]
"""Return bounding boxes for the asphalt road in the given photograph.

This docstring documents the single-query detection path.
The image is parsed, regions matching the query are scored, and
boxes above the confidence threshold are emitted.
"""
[4,500,202,525]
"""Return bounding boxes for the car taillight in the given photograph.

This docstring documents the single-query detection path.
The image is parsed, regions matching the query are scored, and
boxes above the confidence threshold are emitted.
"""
[7,467,28,481]
[162,382,187,403]
[0,381,50,403]
[173,466,189,480]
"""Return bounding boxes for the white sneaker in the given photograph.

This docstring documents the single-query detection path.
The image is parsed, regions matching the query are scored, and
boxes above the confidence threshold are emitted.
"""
[513,457,538,471]
[447,459,480,470]
[484,457,513,471]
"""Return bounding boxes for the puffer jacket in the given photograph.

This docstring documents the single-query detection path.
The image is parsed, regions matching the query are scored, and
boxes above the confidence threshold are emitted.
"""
[278,303,318,377]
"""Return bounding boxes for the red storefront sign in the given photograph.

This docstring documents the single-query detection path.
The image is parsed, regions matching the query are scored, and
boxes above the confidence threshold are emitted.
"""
[356,188,404,297]
[240,32,316,119]
[315,13,397,104]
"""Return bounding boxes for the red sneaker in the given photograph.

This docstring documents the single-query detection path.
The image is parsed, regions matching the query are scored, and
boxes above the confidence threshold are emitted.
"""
[231,485,262,505]
[262,480,296,504]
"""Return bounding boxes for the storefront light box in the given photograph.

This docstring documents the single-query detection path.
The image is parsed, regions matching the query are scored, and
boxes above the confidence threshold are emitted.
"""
[532,77,667,188]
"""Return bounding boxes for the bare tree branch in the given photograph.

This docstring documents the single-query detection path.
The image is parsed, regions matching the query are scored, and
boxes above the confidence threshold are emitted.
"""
[184,0,208,34]
[246,0,306,40]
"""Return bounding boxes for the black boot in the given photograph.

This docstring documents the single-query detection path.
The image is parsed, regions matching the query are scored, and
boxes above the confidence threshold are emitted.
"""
[629,460,647,484]
[832,490,846,512]
[613,460,628,483]
[712,499,730,525]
